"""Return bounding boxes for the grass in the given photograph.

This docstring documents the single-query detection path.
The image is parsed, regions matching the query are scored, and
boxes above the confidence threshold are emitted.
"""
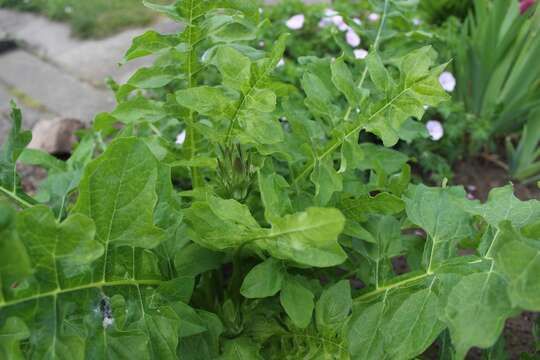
[0,0,159,38]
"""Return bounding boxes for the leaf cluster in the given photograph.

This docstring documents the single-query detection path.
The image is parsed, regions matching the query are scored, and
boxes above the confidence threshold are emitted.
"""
[1,1,539,359]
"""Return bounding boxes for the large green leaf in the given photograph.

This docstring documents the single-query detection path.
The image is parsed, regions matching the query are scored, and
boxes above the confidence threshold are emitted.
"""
[280,276,314,329]
[240,258,284,299]
[315,281,352,331]
[404,185,473,272]
[186,199,346,267]
[74,137,165,250]
[442,271,512,359]
[257,208,347,267]
[495,223,540,311]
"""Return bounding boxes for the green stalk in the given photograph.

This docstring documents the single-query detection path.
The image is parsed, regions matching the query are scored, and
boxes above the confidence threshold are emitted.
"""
[0,185,32,209]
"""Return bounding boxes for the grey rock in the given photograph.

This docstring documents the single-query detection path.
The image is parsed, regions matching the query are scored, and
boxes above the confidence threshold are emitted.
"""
[28,118,85,154]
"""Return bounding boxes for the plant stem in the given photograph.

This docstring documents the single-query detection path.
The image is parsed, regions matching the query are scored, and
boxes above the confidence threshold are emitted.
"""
[0,185,32,208]
[185,0,202,189]
[0,279,163,308]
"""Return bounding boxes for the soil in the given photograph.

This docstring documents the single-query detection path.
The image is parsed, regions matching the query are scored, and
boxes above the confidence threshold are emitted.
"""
[452,157,540,202]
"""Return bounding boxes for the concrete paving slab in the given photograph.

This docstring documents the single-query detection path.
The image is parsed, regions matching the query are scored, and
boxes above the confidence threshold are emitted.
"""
[53,20,182,86]
[0,50,114,123]
[0,10,80,56]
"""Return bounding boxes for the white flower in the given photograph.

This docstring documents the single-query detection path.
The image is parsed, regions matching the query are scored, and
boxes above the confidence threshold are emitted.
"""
[176,130,186,145]
[324,8,338,17]
[259,41,265,48]
[259,8,263,14]
[346,29,361,47]
[286,14,305,30]
[426,120,444,141]
[412,18,421,26]
[353,17,362,25]
[439,71,456,92]
[331,15,349,31]
[64,6,73,14]
[354,49,368,59]
[277,58,285,67]
[368,13,380,22]
[318,17,333,28]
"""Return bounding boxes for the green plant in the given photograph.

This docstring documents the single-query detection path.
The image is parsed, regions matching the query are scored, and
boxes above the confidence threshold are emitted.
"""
[507,109,540,183]
[1,1,540,359]
[419,0,473,25]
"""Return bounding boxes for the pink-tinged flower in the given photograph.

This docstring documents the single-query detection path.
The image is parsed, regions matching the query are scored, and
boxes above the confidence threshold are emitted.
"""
[426,120,444,141]
[354,49,368,59]
[331,15,349,31]
[318,17,332,28]
[286,14,305,30]
[368,13,380,22]
[520,0,535,14]
[176,130,186,145]
[353,17,362,25]
[439,71,456,92]
[324,8,338,17]
[346,29,361,47]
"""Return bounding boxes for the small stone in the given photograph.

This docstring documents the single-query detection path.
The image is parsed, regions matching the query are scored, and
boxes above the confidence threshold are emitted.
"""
[28,118,85,154]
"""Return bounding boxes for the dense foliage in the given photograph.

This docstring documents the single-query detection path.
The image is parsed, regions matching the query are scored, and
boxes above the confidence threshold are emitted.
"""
[1,0,540,359]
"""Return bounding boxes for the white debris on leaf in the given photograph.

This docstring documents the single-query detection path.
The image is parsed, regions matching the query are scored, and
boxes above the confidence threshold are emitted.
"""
[103,317,114,328]
[426,120,444,141]
[439,71,456,92]
[354,49,368,59]
[286,14,305,30]
[368,13,380,22]
[201,49,211,62]
[176,130,186,145]
[346,29,361,47]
